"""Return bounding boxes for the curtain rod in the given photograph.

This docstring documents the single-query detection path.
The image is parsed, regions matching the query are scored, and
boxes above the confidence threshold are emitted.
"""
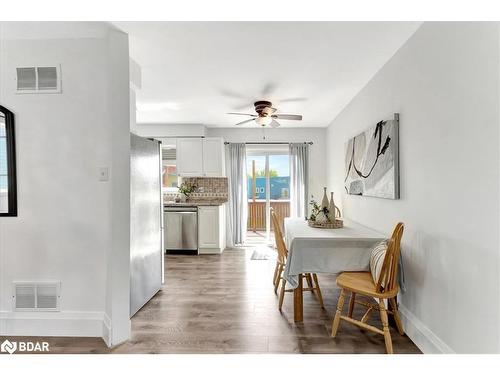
[224,141,313,145]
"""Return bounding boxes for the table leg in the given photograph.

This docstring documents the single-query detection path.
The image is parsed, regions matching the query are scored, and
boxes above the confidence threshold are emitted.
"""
[294,274,303,322]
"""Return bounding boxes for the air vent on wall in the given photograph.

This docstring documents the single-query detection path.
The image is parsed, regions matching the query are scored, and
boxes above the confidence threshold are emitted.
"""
[14,284,36,309]
[16,67,37,91]
[13,282,61,311]
[163,148,177,161]
[15,65,61,94]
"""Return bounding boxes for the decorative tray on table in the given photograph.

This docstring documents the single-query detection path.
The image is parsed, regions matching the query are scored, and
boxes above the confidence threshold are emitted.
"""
[307,219,343,229]
[308,189,343,229]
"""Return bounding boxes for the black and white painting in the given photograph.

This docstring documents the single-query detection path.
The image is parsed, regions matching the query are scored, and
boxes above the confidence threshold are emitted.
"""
[344,118,399,199]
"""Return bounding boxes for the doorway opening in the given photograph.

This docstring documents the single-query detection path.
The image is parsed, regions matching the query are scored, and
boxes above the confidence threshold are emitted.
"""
[246,146,290,245]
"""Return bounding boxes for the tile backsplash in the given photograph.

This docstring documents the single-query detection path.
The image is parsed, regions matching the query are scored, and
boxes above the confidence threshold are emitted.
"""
[164,177,228,202]
[183,177,228,194]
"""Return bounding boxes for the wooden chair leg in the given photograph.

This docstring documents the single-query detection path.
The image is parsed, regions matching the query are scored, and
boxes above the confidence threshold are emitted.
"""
[305,273,313,289]
[278,278,286,311]
[348,292,356,317]
[379,299,393,354]
[312,273,324,308]
[361,306,373,323]
[331,289,346,337]
[293,275,304,322]
[274,264,283,294]
[389,298,405,335]
[273,262,280,287]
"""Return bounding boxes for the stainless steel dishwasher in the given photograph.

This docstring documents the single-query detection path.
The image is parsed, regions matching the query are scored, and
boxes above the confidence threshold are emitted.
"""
[164,206,198,252]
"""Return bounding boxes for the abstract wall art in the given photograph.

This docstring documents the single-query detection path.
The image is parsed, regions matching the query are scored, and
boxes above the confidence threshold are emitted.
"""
[344,115,399,199]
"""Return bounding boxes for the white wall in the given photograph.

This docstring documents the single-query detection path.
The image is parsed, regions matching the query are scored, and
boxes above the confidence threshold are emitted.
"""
[326,22,500,353]
[104,29,132,346]
[0,22,131,345]
[207,127,327,201]
[132,123,206,138]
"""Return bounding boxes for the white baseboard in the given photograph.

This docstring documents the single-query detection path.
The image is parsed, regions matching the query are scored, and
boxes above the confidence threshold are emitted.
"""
[0,310,110,346]
[1,305,454,353]
[102,313,112,347]
[398,304,455,354]
[198,248,223,254]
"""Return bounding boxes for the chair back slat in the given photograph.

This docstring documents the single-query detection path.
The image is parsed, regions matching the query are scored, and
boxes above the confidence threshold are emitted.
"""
[375,223,404,293]
[270,208,288,263]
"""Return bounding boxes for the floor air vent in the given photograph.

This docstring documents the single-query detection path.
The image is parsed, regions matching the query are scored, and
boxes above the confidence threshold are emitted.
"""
[13,282,61,311]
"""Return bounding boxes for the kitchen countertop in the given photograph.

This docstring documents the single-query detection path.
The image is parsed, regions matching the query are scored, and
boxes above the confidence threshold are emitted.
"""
[164,200,227,207]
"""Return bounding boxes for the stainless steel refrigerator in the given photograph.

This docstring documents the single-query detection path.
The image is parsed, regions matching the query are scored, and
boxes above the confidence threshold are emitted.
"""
[130,134,164,317]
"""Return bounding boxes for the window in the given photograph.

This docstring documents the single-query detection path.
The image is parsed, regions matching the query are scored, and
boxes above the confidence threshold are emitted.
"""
[246,153,290,201]
[162,163,178,190]
[246,146,290,242]
[0,106,17,216]
[0,122,6,208]
[162,146,179,192]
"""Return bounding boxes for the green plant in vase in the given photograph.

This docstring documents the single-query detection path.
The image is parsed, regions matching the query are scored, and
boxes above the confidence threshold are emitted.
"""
[178,181,197,201]
[309,195,331,223]
[309,196,320,221]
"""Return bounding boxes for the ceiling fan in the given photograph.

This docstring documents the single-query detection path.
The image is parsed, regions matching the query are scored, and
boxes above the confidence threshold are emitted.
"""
[227,101,303,128]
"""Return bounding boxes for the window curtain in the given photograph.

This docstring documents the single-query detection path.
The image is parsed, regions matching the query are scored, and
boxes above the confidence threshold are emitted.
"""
[225,143,248,246]
[289,143,309,219]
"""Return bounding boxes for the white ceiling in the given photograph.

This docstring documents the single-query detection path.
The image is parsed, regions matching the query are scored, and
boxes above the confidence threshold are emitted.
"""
[115,22,421,128]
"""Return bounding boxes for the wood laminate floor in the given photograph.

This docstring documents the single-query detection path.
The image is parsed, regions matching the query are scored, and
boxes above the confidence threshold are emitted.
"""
[1,246,420,354]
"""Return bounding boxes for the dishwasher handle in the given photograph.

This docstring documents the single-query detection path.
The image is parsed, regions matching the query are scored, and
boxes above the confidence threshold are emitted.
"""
[164,206,198,212]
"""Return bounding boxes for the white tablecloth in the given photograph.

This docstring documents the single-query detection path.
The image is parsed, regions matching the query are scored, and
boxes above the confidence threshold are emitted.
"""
[283,218,386,288]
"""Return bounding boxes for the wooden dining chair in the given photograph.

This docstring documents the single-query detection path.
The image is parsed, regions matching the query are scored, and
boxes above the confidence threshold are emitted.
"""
[331,222,405,354]
[270,208,324,311]
[271,209,288,294]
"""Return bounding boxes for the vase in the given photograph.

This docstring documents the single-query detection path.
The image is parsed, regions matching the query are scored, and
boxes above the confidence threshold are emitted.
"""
[179,193,187,203]
[321,187,329,210]
[328,192,336,222]
[316,211,328,224]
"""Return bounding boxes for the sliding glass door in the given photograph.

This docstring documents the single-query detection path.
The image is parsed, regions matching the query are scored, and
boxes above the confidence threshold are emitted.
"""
[246,146,290,244]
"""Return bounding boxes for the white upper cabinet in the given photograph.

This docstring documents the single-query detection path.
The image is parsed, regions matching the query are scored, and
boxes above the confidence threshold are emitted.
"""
[176,138,204,176]
[177,137,224,177]
[202,138,224,177]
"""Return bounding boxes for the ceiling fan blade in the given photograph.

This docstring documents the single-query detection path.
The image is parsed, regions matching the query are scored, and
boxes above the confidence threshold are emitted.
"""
[227,112,257,117]
[233,103,253,111]
[269,119,281,128]
[235,118,256,126]
[261,82,277,97]
[219,89,247,99]
[280,97,308,103]
[272,114,303,121]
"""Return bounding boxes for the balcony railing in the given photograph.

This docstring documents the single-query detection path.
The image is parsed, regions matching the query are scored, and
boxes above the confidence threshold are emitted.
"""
[247,200,290,232]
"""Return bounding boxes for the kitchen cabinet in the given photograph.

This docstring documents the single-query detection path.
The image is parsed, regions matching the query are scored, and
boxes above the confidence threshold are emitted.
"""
[198,205,225,254]
[202,138,224,177]
[176,137,224,177]
[176,138,204,177]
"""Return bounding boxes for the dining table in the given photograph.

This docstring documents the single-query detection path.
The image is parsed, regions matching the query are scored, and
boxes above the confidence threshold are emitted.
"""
[283,217,386,322]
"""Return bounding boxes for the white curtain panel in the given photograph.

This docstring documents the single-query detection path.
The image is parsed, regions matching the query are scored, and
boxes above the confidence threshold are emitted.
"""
[289,143,309,219]
[225,143,248,246]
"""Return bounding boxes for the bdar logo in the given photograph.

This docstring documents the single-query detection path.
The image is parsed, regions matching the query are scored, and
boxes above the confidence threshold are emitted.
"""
[1,339,17,354]
[0,339,49,354]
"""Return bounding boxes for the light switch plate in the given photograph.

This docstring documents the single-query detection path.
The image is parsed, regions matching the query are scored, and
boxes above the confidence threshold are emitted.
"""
[99,167,109,182]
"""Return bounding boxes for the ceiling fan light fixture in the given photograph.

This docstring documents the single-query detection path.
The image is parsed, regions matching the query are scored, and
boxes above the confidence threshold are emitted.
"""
[255,116,273,127]
[228,100,302,127]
